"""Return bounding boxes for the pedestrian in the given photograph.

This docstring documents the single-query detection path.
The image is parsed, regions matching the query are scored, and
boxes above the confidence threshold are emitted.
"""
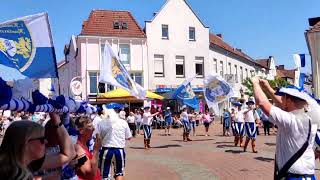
[96,105,132,180]
[256,106,270,135]
[181,105,193,141]
[252,76,319,179]
[223,109,231,136]
[202,110,212,137]
[234,102,245,147]
[74,116,102,180]
[135,109,142,136]
[164,107,173,136]
[142,106,159,149]
[190,111,197,136]
[230,108,236,136]
[243,99,259,153]
[127,112,136,137]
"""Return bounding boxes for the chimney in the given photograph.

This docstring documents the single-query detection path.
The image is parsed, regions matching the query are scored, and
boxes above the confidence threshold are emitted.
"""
[217,34,223,39]
[236,48,242,52]
[277,65,285,70]
[153,12,158,17]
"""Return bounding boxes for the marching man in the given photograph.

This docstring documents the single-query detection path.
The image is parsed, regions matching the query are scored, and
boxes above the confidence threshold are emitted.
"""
[180,105,193,142]
[252,76,319,180]
[142,106,159,149]
[234,102,245,147]
[243,99,259,153]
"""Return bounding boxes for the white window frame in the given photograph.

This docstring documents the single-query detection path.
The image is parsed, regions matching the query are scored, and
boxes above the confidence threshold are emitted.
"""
[228,62,232,74]
[219,61,224,77]
[130,72,143,86]
[240,66,243,82]
[176,56,185,78]
[119,44,130,65]
[162,24,169,39]
[154,54,164,77]
[88,71,99,94]
[213,58,218,74]
[189,27,196,41]
[234,65,238,83]
[195,56,204,78]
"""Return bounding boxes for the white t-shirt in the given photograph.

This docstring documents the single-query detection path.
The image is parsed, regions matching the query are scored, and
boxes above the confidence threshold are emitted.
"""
[127,115,135,124]
[269,106,317,174]
[96,117,132,148]
[135,114,142,123]
[181,111,189,122]
[142,112,153,125]
[235,110,244,123]
[244,109,258,123]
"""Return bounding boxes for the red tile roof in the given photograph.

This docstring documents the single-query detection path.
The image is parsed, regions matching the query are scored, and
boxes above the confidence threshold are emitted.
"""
[256,59,269,69]
[80,10,146,38]
[209,33,264,67]
[308,21,320,33]
[276,69,295,79]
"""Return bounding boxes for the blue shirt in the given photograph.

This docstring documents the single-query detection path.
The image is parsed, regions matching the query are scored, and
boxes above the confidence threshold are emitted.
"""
[164,110,173,122]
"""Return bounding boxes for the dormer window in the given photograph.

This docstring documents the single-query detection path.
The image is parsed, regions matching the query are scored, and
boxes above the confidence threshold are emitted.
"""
[113,21,120,29]
[122,22,128,29]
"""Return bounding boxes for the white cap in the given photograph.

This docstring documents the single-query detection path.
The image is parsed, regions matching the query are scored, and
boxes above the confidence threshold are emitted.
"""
[275,85,317,104]
[166,107,170,110]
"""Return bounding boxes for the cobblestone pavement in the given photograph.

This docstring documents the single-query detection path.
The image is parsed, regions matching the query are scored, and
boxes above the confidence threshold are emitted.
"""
[124,123,320,180]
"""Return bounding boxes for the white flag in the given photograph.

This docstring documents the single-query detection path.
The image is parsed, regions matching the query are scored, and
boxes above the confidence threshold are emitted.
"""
[99,41,146,99]
[203,75,234,108]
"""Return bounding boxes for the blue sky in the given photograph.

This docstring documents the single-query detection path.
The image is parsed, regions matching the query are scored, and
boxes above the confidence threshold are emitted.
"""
[1,0,319,73]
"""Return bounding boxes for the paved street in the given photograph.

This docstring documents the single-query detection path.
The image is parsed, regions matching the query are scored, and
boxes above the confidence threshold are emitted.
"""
[124,123,320,180]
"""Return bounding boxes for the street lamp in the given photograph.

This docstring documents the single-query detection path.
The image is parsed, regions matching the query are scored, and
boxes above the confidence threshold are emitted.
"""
[305,17,320,98]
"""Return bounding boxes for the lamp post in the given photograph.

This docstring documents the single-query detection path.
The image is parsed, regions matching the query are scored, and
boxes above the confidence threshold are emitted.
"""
[305,17,320,98]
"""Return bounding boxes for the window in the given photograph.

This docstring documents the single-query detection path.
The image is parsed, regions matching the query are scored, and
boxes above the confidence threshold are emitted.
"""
[213,58,217,74]
[234,65,238,83]
[189,27,196,41]
[240,66,243,82]
[89,72,98,94]
[119,44,130,64]
[245,68,248,79]
[162,25,169,39]
[219,61,224,77]
[228,63,232,74]
[195,57,204,77]
[154,55,164,77]
[98,83,114,93]
[130,72,143,86]
[176,56,185,78]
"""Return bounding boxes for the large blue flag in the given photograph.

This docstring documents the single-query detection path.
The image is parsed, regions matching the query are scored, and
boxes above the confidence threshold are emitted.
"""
[0,13,58,80]
[171,76,199,110]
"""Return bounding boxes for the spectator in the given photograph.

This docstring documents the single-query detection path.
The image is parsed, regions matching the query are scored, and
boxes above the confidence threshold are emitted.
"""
[203,110,212,136]
[127,112,136,137]
[164,107,173,136]
[135,109,142,135]
[223,109,231,136]
[74,116,101,180]
[0,113,75,179]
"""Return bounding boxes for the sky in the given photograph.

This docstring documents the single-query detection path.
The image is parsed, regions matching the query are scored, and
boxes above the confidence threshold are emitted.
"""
[1,0,319,73]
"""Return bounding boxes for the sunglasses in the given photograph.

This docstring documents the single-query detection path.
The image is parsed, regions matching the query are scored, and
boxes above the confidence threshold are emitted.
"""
[28,137,46,144]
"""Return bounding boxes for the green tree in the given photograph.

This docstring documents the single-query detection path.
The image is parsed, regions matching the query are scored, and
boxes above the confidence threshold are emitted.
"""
[242,77,290,98]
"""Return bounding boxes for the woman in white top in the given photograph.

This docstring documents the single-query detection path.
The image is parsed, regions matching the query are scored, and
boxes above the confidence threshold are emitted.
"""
[127,112,136,137]
[142,107,159,149]
[135,109,142,135]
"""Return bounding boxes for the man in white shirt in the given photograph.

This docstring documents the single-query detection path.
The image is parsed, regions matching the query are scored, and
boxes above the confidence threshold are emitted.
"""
[233,102,245,147]
[142,106,159,149]
[180,105,194,142]
[96,105,132,179]
[243,99,259,153]
[252,76,318,179]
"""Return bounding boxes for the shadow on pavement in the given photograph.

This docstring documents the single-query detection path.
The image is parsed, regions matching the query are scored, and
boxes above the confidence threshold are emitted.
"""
[129,144,182,149]
[265,143,276,146]
[254,157,274,162]
[171,139,214,142]
[225,149,244,154]
[214,141,234,144]
[216,144,235,148]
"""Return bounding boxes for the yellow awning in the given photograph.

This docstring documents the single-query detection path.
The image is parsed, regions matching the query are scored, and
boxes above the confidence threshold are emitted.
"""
[98,88,164,100]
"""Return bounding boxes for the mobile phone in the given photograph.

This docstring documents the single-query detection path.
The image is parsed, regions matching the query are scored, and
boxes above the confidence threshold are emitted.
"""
[75,155,88,168]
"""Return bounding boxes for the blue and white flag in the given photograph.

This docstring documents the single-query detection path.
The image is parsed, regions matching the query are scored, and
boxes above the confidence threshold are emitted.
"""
[0,13,58,80]
[203,75,234,108]
[99,41,146,99]
[293,54,306,68]
[171,76,199,110]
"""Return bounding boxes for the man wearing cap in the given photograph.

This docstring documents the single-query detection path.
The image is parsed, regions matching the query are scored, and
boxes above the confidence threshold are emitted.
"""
[142,106,159,149]
[252,76,318,180]
[164,107,173,136]
[96,105,132,179]
[234,102,245,147]
[243,99,259,153]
